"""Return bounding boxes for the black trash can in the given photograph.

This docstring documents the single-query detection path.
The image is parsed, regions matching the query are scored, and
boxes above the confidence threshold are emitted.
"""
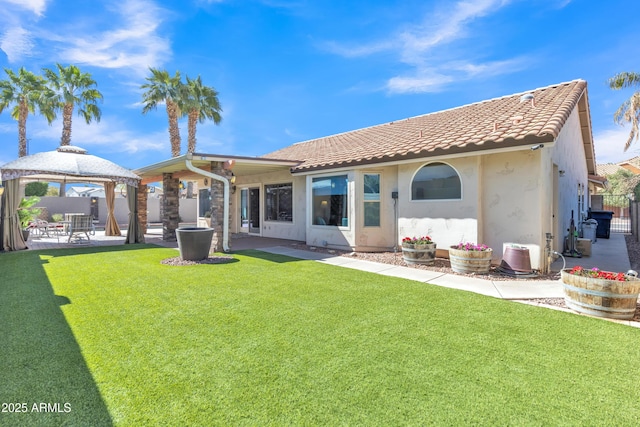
[588,210,614,239]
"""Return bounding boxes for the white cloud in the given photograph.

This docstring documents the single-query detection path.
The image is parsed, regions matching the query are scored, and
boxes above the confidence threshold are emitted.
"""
[398,0,507,64]
[386,57,528,94]
[387,72,454,94]
[0,0,47,16]
[322,0,517,94]
[0,26,34,62]
[593,127,640,164]
[26,116,167,155]
[51,0,171,75]
[321,40,394,58]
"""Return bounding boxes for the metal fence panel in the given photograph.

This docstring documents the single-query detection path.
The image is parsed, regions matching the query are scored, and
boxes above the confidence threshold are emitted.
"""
[595,194,630,234]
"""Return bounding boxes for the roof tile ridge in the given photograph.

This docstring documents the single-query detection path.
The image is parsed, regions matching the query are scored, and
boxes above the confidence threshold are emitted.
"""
[536,80,587,138]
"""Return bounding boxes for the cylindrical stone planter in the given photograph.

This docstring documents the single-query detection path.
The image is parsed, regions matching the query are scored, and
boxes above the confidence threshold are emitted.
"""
[402,243,437,265]
[176,227,214,261]
[448,247,493,274]
[561,269,640,320]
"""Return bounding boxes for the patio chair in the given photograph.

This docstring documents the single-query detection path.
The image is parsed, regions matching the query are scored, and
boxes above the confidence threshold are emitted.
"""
[68,214,94,243]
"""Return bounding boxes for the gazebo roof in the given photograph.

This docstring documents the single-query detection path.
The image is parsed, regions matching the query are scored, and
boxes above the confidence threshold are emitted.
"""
[0,145,140,186]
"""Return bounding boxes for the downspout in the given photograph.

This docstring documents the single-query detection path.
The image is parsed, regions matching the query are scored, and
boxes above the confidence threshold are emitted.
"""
[185,157,230,252]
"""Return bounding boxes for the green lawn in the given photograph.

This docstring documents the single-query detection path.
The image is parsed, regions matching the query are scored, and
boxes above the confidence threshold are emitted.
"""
[1,244,640,426]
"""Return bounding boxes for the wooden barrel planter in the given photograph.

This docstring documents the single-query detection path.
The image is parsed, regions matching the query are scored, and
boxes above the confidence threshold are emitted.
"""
[448,247,493,274]
[176,227,214,261]
[402,243,437,265]
[561,269,640,320]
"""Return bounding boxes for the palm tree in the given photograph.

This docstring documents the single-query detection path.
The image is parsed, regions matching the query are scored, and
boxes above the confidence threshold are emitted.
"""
[182,75,222,153]
[141,68,184,157]
[44,63,102,146]
[609,72,640,151]
[0,67,55,157]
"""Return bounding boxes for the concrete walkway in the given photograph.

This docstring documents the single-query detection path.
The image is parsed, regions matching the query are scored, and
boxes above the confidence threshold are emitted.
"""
[255,232,632,301]
[256,236,640,328]
[258,246,564,300]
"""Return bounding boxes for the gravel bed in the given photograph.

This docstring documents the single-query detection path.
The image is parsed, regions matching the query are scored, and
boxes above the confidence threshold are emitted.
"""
[288,243,558,281]
[161,255,235,266]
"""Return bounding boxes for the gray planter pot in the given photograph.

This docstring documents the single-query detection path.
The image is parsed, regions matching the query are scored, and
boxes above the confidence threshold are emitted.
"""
[176,227,214,261]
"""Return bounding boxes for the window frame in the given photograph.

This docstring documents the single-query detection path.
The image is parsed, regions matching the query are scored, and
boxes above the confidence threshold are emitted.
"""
[363,172,381,227]
[264,182,294,223]
[310,174,350,228]
[410,162,462,201]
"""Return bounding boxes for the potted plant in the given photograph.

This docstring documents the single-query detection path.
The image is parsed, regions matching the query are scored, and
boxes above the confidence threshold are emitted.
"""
[17,196,42,241]
[561,266,640,320]
[401,235,437,265]
[448,242,493,274]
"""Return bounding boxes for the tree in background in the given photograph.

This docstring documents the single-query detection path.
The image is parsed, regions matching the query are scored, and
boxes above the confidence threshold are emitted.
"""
[609,72,640,151]
[182,75,222,154]
[0,67,56,157]
[602,169,640,203]
[141,68,184,157]
[44,63,102,146]
[25,182,49,197]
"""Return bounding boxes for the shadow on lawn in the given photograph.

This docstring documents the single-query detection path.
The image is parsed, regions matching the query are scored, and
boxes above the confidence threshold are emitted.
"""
[0,250,113,426]
[32,242,161,259]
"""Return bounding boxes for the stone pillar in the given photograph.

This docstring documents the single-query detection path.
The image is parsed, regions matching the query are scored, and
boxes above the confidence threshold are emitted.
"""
[137,184,148,233]
[209,162,233,252]
[162,173,180,241]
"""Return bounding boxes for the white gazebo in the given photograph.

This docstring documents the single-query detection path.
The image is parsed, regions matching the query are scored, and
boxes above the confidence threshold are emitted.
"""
[0,146,144,251]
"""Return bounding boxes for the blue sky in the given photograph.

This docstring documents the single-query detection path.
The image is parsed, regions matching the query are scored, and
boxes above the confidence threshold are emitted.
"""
[1,0,639,171]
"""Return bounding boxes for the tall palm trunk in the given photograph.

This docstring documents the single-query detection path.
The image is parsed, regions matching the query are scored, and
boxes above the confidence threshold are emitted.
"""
[18,99,28,157]
[61,103,74,146]
[187,109,198,153]
[166,99,181,157]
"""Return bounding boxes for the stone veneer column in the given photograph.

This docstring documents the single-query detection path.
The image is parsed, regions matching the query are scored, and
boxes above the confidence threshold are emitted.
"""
[162,173,180,241]
[137,184,148,233]
[209,162,233,252]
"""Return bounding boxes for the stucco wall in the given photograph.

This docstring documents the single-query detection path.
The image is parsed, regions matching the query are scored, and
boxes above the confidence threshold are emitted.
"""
[397,157,479,251]
[550,107,589,251]
[480,150,544,267]
[352,166,398,251]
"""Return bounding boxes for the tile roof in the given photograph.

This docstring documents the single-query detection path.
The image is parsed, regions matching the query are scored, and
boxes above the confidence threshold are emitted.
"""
[596,163,624,176]
[264,80,590,172]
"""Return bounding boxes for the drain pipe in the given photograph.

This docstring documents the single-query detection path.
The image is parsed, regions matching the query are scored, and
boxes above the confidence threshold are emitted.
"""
[185,158,230,252]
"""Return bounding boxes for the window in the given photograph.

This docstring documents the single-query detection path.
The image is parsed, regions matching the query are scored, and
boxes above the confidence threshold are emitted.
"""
[364,173,380,227]
[198,188,211,217]
[411,162,461,200]
[312,175,348,226]
[265,183,293,222]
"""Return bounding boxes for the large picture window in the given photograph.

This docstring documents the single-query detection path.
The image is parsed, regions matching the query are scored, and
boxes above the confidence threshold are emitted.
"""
[364,173,380,227]
[265,183,293,222]
[411,162,461,200]
[312,175,348,226]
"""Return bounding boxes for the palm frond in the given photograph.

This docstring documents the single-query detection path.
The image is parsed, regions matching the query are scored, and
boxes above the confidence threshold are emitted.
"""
[609,72,640,89]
